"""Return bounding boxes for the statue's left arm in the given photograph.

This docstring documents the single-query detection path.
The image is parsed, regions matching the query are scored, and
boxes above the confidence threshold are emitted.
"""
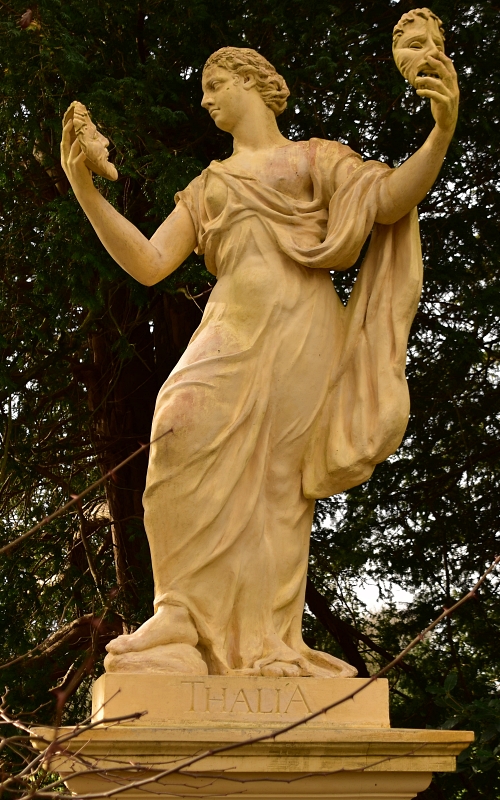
[354,51,458,225]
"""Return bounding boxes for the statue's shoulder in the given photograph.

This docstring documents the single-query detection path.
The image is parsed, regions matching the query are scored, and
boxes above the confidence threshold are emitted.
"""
[306,139,363,197]
[177,170,205,197]
[308,137,357,163]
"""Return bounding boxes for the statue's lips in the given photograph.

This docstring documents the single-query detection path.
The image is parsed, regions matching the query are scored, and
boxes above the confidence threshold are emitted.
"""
[405,63,440,86]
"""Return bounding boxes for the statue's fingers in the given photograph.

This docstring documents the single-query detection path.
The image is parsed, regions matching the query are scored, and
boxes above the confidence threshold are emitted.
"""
[74,149,87,165]
[415,76,449,96]
[69,137,82,160]
[426,63,450,86]
[416,88,448,103]
[60,120,73,157]
[440,52,458,76]
[430,52,457,82]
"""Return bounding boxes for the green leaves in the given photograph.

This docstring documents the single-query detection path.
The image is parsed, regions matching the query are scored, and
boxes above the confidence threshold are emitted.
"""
[0,2,499,798]
[444,671,459,694]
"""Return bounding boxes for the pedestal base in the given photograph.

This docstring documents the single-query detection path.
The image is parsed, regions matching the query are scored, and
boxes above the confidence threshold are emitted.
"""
[33,675,473,800]
[92,672,391,728]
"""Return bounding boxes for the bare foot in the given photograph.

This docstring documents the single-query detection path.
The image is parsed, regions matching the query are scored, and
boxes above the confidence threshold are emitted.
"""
[260,661,302,677]
[106,604,197,655]
[104,643,208,675]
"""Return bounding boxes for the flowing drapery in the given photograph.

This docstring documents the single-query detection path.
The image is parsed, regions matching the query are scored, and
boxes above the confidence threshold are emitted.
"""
[142,139,423,676]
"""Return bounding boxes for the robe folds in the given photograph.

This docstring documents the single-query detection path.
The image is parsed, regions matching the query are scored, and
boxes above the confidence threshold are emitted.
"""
[142,138,423,677]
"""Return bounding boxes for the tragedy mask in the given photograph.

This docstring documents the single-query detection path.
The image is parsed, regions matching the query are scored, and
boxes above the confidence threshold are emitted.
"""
[392,8,445,88]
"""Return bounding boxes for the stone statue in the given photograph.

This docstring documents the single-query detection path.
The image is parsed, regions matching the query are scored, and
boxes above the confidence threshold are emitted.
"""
[392,7,446,87]
[63,101,118,181]
[61,18,458,678]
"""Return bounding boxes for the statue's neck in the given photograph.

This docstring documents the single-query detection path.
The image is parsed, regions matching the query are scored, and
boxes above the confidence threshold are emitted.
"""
[230,109,289,155]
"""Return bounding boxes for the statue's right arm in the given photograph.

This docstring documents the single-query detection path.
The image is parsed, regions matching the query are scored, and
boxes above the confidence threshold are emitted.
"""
[61,121,196,286]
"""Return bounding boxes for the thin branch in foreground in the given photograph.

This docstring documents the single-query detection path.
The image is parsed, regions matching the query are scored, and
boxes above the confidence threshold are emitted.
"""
[0,611,123,672]
[0,430,171,557]
[31,747,430,798]
[14,554,497,800]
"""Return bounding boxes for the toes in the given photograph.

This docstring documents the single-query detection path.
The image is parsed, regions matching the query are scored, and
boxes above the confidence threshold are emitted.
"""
[282,663,302,677]
[105,635,130,655]
[261,663,284,677]
[261,661,302,677]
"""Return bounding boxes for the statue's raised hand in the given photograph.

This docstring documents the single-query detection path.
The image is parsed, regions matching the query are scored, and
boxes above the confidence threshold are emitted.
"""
[415,51,459,135]
[61,101,117,195]
[61,117,92,196]
[393,8,459,138]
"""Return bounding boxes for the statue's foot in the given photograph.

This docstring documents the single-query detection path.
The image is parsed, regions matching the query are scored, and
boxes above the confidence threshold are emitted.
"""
[104,643,208,675]
[254,639,357,678]
[106,604,197,656]
[260,661,302,677]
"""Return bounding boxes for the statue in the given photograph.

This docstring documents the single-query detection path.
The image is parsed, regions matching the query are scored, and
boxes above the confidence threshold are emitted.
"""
[61,16,458,678]
[392,7,445,87]
[63,101,118,181]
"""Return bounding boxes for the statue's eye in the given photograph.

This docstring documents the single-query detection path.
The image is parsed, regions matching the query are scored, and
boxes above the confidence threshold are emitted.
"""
[409,42,423,49]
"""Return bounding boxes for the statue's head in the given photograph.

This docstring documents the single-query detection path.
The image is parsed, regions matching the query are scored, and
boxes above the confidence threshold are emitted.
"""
[392,8,445,87]
[201,47,289,130]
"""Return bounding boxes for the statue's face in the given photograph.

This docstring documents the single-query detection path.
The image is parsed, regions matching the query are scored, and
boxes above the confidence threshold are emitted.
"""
[201,66,248,132]
[73,104,111,168]
[393,16,445,87]
[85,128,110,168]
[63,101,118,180]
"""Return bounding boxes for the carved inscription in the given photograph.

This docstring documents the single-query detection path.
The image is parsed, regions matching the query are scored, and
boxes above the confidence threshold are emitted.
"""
[181,681,312,715]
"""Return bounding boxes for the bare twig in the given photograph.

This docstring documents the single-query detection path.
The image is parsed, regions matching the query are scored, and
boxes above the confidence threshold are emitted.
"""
[5,555,495,800]
[0,431,171,557]
[0,613,121,671]
[73,498,106,605]
[0,0,17,16]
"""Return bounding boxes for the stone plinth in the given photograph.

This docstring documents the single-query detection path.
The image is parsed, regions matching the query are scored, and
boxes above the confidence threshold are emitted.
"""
[93,673,390,728]
[33,676,473,800]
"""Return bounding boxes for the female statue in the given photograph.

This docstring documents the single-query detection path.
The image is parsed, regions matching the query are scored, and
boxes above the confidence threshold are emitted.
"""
[61,34,458,678]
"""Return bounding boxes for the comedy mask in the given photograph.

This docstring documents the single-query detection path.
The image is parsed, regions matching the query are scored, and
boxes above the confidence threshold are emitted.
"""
[63,101,118,181]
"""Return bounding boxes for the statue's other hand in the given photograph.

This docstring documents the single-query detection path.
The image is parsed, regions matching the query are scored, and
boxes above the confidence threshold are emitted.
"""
[415,52,459,137]
[60,119,94,196]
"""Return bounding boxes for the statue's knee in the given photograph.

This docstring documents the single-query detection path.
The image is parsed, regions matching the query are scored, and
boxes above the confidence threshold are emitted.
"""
[154,389,199,440]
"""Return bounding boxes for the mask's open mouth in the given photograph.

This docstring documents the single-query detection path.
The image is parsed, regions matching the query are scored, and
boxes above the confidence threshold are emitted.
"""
[417,69,439,79]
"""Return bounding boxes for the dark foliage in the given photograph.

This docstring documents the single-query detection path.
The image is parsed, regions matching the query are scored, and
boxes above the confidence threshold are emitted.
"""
[0,1,498,797]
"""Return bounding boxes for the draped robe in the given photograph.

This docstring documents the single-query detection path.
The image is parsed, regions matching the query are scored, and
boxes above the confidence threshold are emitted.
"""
[142,138,423,677]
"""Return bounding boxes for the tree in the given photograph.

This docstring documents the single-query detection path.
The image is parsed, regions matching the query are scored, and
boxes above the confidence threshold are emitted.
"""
[0,1,498,797]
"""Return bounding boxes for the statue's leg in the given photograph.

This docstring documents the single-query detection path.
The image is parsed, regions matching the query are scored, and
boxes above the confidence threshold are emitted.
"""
[105,603,197,654]
[103,338,271,673]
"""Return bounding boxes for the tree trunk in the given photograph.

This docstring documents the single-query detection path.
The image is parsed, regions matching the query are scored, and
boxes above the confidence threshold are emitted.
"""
[83,286,203,627]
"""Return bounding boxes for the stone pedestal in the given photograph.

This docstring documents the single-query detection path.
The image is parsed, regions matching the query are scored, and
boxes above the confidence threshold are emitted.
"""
[33,675,473,800]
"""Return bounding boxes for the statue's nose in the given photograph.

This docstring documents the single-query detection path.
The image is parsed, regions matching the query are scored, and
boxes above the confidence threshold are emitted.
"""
[424,37,441,60]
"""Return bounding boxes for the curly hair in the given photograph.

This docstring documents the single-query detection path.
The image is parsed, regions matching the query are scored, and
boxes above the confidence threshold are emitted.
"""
[392,7,445,49]
[203,47,290,117]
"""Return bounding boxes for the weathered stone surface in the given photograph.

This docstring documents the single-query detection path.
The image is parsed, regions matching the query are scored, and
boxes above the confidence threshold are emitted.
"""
[60,41,459,679]
[92,674,390,728]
